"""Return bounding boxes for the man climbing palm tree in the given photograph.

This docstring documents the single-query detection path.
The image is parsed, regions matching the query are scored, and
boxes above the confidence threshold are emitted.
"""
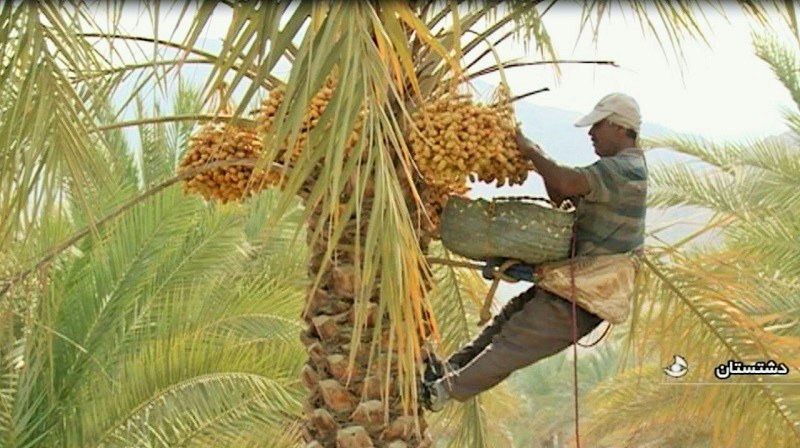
[421,93,648,411]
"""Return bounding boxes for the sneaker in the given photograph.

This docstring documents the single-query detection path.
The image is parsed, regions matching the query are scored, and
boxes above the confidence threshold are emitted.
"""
[420,379,449,412]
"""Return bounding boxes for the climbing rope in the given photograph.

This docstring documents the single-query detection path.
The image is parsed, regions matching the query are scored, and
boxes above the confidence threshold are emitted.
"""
[569,224,581,448]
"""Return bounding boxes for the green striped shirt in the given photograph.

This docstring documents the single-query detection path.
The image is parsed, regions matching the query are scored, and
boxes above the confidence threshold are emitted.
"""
[574,148,648,256]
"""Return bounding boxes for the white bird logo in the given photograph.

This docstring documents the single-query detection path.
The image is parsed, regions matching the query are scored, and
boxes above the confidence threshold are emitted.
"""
[663,355,688,378]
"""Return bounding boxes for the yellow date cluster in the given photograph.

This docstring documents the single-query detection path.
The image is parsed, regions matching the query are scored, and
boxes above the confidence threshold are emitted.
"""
[178,123,268,203]
[257,77,363,175]
[408,90,534,231]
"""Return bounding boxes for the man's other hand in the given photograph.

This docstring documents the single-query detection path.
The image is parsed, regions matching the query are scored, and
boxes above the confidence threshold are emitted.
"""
[482,258,536,282]
[482,257,504,280]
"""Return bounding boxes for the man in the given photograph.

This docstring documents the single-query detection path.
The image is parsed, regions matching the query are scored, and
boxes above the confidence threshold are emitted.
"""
[421,92,648,411]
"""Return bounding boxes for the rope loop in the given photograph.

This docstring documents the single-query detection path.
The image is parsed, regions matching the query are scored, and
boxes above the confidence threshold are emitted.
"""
[569,224,581,448]
[477,258,526,325]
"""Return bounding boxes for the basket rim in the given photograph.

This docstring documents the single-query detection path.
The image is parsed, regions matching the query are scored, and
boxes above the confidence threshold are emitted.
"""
[446,196,576,215]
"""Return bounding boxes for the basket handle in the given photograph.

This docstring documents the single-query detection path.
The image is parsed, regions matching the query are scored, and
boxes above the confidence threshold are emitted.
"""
[492,195,551,204]
[491,196,575,211]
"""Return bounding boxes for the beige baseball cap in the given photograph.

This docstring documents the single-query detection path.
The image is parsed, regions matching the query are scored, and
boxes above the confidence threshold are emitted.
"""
[574,92,641,132]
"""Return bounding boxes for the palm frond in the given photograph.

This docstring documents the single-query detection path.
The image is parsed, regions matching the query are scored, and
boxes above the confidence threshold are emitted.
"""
[584,364,800,448]
[6,178,310,447]
[754,32,800,111]
[136,97,174,186]
[610,251,800,447]
[0,2,118,247]
[645,135,800,215]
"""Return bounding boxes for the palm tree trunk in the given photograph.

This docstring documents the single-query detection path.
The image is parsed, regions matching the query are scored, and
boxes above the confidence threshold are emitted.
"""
[298,174,434,448]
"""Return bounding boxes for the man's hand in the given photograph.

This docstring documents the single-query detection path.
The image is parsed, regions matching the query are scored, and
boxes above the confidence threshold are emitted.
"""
[512,126,591,201]
[515,128,544,160]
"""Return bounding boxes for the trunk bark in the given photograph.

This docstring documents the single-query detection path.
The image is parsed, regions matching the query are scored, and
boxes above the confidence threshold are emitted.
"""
[298,173,435,448]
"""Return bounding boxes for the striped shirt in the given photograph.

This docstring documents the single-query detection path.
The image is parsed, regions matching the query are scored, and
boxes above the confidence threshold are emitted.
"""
[574,148,648,256]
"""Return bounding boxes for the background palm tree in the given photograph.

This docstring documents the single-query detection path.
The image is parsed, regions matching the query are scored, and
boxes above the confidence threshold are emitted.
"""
[503,339,621,447]
[3,2,799,447]
[573,31,800,448]
[0,84,311,447]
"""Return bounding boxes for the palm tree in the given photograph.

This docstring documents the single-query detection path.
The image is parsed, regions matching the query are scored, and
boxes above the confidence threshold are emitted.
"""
[0,83,312,446]
[575,31,800,448]
[0,77,511,446]
[3,2,796,447]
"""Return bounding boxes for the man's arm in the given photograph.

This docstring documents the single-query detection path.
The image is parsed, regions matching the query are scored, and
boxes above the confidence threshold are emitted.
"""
[515,130,590,203]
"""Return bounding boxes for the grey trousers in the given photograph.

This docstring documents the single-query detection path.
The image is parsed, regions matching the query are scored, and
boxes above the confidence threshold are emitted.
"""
[441,285,604,401]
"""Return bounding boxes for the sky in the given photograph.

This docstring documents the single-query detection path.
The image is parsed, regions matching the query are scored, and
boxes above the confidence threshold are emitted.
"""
[481,3,797,141]
[112,2,798,141]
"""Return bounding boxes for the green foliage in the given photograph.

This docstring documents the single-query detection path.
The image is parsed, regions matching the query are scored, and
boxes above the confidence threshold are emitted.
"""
[503,335,620,447]
[4,3,800,447]
[0,84,310,447]
[584,31,800,448]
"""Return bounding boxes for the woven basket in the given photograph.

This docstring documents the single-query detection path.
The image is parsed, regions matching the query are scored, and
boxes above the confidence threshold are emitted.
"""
[440,196,575,264]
